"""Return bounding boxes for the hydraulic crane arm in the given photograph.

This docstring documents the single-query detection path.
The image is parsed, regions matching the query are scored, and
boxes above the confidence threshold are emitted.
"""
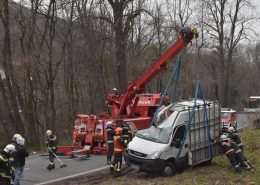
[109,27,198,117]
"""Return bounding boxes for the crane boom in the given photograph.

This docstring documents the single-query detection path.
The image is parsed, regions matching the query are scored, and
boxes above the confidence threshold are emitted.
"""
[107,27,198,117]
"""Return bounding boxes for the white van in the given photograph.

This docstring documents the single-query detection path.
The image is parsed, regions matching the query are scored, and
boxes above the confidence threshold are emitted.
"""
[125,99,222,176]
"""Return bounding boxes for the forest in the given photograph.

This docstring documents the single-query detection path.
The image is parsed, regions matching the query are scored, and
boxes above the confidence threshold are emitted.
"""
[0,0,259,149]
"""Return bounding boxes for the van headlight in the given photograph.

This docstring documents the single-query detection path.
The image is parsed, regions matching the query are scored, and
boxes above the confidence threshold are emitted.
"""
[147,151,161,159]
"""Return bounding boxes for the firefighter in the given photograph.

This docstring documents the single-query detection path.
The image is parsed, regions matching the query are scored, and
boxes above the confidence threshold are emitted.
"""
[46,130,57,171]
[112,88,119,98]
[122,122,130,149]
[12,137,28,185]
[0,144,15,185]
[230,139,251,170]
[227,126,251,165]
[106,121,115,165]
[111,127,124,177]
[122,122,132,148]
[212,134,241,172]
[227,127,242,149]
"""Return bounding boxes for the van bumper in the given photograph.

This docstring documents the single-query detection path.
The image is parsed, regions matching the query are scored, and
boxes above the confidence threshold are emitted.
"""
[125,153,165,172]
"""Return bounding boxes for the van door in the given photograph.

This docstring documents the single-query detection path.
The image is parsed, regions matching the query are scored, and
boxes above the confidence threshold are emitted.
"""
[161,125,187,161]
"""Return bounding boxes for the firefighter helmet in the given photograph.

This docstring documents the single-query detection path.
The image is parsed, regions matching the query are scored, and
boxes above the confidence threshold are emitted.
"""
[220,134,228,141]
[115,127,123,135]
[17,137,25,146]
[227,127,235,133]
[105,121,112,128]
[4,144,16,154]
[13,133,22,141]
[113,88,117,92]
[46,130,53,136]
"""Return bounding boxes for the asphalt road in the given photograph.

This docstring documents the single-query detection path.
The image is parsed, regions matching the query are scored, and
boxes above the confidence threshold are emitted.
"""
[21,154,107,185]
[20,113,259,185]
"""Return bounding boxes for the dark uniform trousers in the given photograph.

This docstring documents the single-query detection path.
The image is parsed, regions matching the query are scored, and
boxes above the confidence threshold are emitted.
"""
[107,143,114,163]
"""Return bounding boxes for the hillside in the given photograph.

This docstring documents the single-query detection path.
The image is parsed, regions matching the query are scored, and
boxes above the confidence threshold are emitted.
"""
[52,127,260,185]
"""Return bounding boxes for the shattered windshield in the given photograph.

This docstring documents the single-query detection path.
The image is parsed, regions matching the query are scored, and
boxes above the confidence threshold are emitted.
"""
[136,127,173,144]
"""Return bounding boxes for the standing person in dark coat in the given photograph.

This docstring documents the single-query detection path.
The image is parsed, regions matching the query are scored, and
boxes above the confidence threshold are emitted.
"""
[106,121,115,165]
[0,144,16,185]
[12,137,29,185]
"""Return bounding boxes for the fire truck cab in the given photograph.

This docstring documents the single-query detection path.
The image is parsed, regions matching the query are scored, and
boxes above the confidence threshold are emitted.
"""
[221,108,237,132]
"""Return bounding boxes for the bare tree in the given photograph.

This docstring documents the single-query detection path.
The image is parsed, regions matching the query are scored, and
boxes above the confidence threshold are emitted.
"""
[99,0,144,92]
[202,0,256,106]
[0,0,25,136]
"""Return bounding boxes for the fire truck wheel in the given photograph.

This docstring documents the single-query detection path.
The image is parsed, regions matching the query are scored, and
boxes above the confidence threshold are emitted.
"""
[161,162,177,176]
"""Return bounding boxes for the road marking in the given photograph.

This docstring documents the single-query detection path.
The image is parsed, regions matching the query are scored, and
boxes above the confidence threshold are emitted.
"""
[24,168,30,171]
[35,166,109,185]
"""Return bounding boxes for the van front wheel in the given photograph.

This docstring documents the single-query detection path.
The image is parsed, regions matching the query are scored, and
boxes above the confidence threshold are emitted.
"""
[161,162,177,176]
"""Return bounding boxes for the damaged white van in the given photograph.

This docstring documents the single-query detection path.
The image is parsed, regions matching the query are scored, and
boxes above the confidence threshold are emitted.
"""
[125,99,222,176]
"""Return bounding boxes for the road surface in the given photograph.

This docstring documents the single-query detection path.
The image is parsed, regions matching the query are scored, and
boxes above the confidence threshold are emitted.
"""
[20,113,259,185]
[21,154,107,185]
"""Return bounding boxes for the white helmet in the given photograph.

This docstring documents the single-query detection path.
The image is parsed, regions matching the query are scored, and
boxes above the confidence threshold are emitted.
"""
[4,144,16,154]
[105,121,112,128]
[227,127,235,133]
[46,130,53,136]
[13,134,22,141]
[220,134,228,141]
[113,88,117,92]
[17,137,25,146]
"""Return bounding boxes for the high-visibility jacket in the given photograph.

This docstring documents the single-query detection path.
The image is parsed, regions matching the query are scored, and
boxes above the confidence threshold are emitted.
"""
[0,151,12,177]
[113,135,124,154]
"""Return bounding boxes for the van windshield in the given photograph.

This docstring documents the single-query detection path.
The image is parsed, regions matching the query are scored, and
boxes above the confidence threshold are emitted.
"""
[136,127,173,144]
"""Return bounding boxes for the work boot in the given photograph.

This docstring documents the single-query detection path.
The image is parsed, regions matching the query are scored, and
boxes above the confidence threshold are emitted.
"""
[46,164,53,171]
[234,165,241,173]
[51,164,55,170]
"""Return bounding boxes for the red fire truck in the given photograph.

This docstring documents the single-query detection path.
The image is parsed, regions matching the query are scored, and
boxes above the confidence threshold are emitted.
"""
[57,27,198,157]
[221,108,237,132]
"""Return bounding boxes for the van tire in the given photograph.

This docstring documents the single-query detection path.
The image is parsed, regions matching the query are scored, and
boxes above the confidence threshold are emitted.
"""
[161,162,177,176]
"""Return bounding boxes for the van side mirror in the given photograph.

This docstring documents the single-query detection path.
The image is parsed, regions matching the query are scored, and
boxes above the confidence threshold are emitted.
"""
[171,139,181,148]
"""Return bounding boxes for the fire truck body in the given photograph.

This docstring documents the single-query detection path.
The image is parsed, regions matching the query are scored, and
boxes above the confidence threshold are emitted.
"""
[221,108,237,132]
